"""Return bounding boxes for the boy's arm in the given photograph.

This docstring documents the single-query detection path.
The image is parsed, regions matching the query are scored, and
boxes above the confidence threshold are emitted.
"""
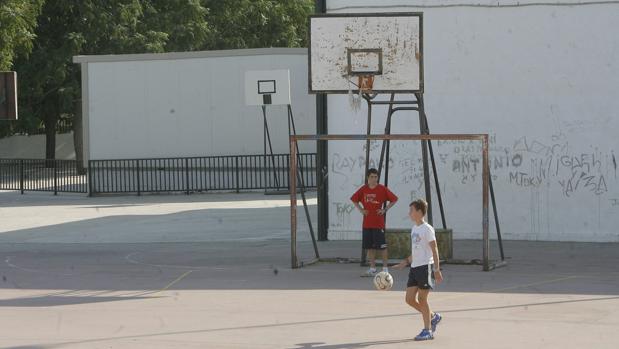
[429,240,443,283]
[393,255,412,270]
[378,201,396,215]
[384,200,397,210]
[379,189,398,215]
[352,201,368,216]
[351,189,368,216]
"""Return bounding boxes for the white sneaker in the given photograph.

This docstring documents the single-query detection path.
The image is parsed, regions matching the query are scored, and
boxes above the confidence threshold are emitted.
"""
[382,267,389,273]
[361,268,377,277]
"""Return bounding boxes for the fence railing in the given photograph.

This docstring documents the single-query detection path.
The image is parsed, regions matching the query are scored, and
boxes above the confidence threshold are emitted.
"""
[1,153,316,195]
[88,153,316,195]
[0,159,88,194]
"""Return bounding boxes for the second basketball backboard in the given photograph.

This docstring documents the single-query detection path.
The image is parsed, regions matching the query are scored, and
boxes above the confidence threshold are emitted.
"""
[244,69,291,106]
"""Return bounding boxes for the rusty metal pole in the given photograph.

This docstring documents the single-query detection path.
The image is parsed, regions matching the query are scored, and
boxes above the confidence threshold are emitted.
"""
[482,134,490,271]
[361,96,373,266]
[290,135,298,269]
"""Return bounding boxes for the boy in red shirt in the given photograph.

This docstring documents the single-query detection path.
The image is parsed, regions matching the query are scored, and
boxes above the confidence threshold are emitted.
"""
[350,168,398,276]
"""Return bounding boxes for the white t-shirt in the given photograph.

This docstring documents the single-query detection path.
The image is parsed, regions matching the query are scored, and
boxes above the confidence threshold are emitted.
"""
[411,222,436,268]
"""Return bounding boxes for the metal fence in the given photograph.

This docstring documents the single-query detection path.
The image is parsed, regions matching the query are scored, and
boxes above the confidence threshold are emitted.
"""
[89,153,316,195]
[0,159,88,194]
[0,153,316,195]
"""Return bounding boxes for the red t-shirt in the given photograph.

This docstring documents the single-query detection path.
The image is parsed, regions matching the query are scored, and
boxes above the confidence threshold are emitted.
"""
[350,184,398,229]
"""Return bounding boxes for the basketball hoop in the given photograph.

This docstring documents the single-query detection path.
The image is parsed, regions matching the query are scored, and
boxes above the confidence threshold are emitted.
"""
[348,74,375,112]
[358,75,374,94]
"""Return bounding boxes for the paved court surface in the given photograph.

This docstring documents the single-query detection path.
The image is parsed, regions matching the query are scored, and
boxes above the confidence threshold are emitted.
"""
[0,191,618,349]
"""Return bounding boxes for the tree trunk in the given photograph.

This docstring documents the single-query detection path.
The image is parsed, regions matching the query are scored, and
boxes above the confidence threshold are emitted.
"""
[73,97,85,174]
[44,116,57,166]
[44,95,59,167]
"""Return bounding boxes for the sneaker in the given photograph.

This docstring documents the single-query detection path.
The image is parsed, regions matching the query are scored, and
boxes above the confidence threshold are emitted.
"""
[414,329,434,341]
[382,267,389,273]
[361,268,377,277]
[431,312,442,332]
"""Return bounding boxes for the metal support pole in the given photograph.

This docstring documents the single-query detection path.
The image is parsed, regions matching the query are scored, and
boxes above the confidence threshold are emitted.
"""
[377,93,396,181]
[235,157,240,193]
[416,93,433,225]
[363,96,373,178]
[185,158,190,195]
[482,135,490,271]
[87,160,93,197]
[20,159,24,195]
[262,106,280,190]
[263,107,267,191]
[420,102,447,229]
[136,160,141,196]
[361,95,373,266]
[489,173,505,261]
[290,136,298,269]
[53,160,58,195]
[288,105,319,259]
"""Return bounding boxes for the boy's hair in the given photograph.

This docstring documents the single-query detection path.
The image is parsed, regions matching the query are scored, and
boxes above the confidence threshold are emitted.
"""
[367,168,379,177]
[410,199,428,216]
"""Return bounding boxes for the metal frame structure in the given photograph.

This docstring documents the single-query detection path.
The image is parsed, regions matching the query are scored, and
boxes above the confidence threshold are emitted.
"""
[290,133,505,272]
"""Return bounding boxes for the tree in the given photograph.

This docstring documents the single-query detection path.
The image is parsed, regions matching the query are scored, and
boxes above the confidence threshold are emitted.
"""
[12,0,211,164]
[0,0,44,138]
[0,0,44,70]
[8,0,313,164]
[202,0,313,50]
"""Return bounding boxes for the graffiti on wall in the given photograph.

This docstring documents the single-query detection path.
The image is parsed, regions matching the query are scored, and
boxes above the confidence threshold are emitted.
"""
[328,128,618,233]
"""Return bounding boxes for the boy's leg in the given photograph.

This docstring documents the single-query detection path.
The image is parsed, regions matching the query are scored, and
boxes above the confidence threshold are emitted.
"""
[362,229,376,273]
[405,287,422,312]
[417,289,432,330]
[375,229,388,270]
[367,249,376,269]
[381,248,388,270]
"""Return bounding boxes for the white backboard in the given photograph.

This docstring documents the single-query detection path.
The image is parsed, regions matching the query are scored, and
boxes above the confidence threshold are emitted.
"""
[309,13,423,93]
[244,69,291,106]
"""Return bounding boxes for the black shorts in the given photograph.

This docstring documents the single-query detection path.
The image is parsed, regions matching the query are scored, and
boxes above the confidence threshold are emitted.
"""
[362,228,387,250]
[407,264,435,289]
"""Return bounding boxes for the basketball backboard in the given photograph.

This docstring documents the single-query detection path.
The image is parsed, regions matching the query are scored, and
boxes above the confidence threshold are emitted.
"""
[309,13,423,94]
[0,72,18,120]
[244,69,291,106]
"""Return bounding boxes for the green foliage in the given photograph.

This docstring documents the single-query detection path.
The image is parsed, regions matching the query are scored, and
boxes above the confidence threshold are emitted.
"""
[0,0,44,71]
[1,0,314,150]
[203,0,313,49]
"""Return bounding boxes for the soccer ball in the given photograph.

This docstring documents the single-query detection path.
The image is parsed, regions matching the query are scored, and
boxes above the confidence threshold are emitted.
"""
[373,271,394,291]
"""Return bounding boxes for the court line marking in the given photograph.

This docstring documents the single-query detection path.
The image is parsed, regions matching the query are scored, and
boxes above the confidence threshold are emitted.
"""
[4,256,77,277]
[159,270,194,292]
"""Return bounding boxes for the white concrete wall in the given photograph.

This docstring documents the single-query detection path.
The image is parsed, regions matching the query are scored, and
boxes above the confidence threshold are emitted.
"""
[325,0,619,242]
[0,133,75,160]
[75,49,315,161]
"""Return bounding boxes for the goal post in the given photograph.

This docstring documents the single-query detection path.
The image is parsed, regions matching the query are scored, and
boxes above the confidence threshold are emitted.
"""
[290,133,496,271]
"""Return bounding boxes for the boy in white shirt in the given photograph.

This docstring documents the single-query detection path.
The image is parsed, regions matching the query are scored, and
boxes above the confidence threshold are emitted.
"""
[393,199,444,341]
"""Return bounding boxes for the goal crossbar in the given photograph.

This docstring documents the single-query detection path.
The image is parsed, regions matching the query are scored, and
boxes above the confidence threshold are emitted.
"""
[290,133,495,271]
